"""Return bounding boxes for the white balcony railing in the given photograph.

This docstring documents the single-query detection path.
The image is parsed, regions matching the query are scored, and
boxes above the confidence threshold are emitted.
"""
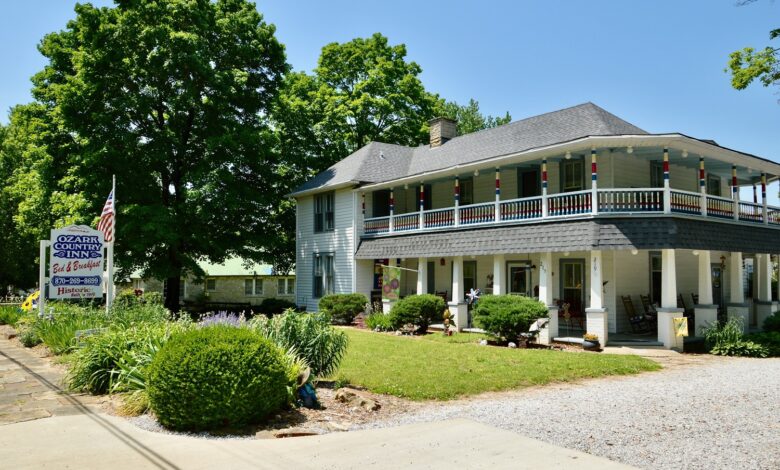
[362,187,780,235]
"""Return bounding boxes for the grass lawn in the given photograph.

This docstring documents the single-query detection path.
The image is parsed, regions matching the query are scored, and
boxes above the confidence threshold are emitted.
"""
[332,329,661,400]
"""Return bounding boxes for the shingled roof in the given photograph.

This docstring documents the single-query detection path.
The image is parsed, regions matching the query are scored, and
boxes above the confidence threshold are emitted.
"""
[292,102,647,195]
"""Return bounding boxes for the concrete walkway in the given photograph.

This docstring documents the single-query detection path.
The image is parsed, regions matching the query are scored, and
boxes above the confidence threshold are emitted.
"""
[0,335,633,470]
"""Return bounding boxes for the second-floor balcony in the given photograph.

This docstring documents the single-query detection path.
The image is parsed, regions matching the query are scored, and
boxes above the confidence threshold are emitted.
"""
[363,187,779,236]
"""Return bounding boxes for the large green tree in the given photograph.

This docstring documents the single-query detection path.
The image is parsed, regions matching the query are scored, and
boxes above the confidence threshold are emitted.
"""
[439,99,512,135]
[30,0,288,310]
[727,1,779,92]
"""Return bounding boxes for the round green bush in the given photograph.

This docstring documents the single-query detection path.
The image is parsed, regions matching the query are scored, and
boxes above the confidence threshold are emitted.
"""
[763,311,780,333]
[147,325,292,431]
[319,293,367,325]
[473,295,548,341]
[389,294,446,333]
[258,297,297,317]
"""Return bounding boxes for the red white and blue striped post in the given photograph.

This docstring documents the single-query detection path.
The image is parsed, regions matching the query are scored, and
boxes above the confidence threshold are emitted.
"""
[732,165,739,221]
[419,183,425,229]
[389,189,395,232]
[699,157,707,216]
[541,158,548,217]
[663,147,671,214]
[591,148,598,214]
[361,193,365,216]
[762,172,768,224]
[454,176,460,226]
[494,168,501,222]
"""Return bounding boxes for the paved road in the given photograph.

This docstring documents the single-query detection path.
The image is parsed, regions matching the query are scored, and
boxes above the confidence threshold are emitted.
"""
[0,335,632,469]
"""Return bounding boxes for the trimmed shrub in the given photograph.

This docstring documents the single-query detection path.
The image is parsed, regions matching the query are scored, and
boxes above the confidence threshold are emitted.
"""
[319,293,367,325]
[0,306,23,326]
[147,326,292,431]
[389,294,446,333]
[114,289,141,307]
[249,310,348,377]
[763,311,780,333]
[365,312,393,331]
[745,331,780,357]
[258,298,297,317]
[473,295,548,342]
[143,291,164,306]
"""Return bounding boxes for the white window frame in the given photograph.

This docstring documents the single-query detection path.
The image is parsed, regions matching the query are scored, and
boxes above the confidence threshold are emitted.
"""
[245,278,263,296]
[314,253,335,298]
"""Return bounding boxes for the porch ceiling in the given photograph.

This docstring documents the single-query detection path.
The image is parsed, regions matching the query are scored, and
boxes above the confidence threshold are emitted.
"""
[354,217,780,259]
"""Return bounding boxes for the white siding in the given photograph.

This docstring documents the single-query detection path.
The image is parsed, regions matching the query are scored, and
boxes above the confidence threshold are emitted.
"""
[295,189,356,311]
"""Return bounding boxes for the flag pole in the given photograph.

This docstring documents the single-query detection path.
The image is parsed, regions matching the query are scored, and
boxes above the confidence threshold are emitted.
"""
[106,175,116,313]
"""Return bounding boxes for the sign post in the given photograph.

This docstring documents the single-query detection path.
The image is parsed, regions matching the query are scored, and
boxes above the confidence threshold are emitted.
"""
[38,240,49,317]
[48,225,105,300]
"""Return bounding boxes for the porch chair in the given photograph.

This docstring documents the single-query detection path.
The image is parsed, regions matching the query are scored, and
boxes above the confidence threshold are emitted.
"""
[435,291,448,304]
[621,295,650,333]
[639,294,658,329]
[691,293,699,305]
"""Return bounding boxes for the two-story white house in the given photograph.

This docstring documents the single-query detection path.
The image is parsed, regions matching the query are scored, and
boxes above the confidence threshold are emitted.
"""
[292,103,780,349]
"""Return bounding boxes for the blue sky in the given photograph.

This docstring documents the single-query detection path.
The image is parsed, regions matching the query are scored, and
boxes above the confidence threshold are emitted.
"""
[1,0,778,164]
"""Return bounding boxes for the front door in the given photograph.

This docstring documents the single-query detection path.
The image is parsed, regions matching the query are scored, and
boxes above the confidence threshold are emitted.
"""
[560,259,585,331]
[507,262,531,296]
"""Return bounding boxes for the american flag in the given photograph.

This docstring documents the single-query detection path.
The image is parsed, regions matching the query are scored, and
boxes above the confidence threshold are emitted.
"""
[97,190,115,243]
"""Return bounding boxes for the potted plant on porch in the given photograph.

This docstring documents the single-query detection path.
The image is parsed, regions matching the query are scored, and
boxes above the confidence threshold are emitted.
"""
[582,333,601,351]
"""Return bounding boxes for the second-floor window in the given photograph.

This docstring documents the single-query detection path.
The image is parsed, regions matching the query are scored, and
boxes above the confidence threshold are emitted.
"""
[314,192,335,232]
[460,177,474,206]
[707,174,721,196]
[561,158,584,192]
[372,190,390,217]
[650,161,664,188]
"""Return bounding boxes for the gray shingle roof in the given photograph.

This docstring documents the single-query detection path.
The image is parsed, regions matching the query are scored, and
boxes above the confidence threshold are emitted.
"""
[354,217,780,258]
[292,102,647,195]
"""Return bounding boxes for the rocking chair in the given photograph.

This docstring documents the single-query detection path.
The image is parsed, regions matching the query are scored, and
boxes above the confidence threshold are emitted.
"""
[639,294,658,329]
[621,295,650,334]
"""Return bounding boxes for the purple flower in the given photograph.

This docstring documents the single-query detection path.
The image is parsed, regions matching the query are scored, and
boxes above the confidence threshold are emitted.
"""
[199,311,244,328]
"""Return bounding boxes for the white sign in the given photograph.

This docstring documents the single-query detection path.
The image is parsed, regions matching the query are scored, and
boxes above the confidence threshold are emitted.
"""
[48,225,105,299]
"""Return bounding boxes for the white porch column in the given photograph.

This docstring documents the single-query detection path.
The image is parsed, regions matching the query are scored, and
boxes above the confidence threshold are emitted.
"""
[585,250,608,345]
[416,257,427,295]
[449,256,467,331]
[756,253,774,329]
[538,252,557,345]
[694,250,717,336]
[658,249,684,350]
[492,254,505,295]
[727,251,748,332]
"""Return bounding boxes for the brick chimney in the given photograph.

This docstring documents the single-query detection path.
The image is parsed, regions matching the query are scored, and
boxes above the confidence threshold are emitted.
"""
[429,117,457,147]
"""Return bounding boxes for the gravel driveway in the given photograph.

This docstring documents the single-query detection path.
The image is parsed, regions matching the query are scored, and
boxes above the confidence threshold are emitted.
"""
[359,354,780,470]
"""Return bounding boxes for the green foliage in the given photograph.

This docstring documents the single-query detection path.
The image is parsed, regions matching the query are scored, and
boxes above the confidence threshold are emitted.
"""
[365,312,393,331]
[318,293,367,325]
[726,5,779,92]
[388,294,446,333]
[473,295,548,342]
[762,311,780,332]
[33,305,106,354]
[249,310,348,377]
[147,326,292,431]
[258,297,297,317]
[108,303,171,329]
[0,306,23,326]
[16,0,290,309]
[19,328,42,348]
[703,318,769,358]
[66,323,185,395]
[745,332,780,357]
[438,99,511,135]
[143,292,164,306]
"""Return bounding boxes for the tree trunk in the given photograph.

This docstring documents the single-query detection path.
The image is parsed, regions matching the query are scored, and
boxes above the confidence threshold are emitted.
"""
[164,274,181,313]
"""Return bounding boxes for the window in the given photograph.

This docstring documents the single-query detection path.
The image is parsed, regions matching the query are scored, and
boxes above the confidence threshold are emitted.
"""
[314,192,335,232]
[560,260,584,315]
[314,253,335,298]
[650,161,664,188]
[414,184,432,211]
[706,174,721,196]
[278,278,295,295]
[650,252,662,305]
[561,158,584,192]
[206,278,216,291]
[426,261,436,295]
[372,190,390,217]
[460,177,474,206]
[244,279,263,296]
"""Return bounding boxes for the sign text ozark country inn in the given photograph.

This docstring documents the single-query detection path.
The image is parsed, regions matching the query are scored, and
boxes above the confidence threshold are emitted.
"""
[48,225,105,299]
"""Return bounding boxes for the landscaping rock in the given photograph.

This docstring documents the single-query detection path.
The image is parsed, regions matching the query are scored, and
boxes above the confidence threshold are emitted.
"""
[334,388,381,411]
